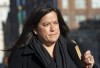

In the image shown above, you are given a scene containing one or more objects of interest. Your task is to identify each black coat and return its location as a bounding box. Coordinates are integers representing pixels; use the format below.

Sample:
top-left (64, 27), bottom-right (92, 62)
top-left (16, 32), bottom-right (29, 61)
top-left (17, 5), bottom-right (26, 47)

top-left (8, 38), bottom-right (97, 68)
top-left (8, 45), bottom-right (47, 68)
top-left (8, 42), bottom-right (78, 68)
top-left (8, 44), bottom-right (77, 68)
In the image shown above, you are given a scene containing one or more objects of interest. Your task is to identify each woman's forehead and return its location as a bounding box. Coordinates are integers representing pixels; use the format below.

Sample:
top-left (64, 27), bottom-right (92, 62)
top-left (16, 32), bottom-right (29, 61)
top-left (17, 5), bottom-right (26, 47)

top-left (40, 11), bottom-right (57, 22)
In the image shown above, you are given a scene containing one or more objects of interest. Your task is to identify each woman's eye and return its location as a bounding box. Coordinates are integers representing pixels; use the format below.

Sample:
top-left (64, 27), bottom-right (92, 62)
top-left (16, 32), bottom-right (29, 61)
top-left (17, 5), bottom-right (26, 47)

top-left (54, 21), bottom-right (58, 24)
top-left (43, 23), bottom-right (49, 26)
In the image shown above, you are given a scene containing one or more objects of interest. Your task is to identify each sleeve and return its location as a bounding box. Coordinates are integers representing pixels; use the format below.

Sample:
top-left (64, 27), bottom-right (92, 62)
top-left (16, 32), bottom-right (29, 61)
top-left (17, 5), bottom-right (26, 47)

top-left (67, 39), bottom-right (84, 68)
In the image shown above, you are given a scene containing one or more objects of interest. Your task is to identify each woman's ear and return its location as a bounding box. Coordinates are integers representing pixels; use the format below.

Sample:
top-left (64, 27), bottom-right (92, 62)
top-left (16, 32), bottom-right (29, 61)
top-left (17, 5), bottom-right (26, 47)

top-left (33, 29), bottom-right (38, 35)
top-left (32, 25), bottom-right (38, 35)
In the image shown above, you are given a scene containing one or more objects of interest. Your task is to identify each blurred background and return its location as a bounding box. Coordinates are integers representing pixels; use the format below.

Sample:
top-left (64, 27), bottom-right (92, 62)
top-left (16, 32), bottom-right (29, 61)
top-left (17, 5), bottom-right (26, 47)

top-left (0, 0), bottom-right (100, 68)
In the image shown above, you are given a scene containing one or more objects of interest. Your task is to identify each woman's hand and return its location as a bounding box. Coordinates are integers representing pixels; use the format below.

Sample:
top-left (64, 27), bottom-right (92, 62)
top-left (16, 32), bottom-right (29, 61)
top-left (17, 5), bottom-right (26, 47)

top-left (82, 50), bottom-right (94, 68)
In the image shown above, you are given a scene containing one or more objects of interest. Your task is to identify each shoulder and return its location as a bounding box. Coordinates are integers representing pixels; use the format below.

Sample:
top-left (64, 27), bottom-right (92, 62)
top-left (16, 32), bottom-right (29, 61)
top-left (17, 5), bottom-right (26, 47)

top-left (64, 37), bottom-right (76, 48)
top-left (8, 45), bottom-right (35, 68)
top-left (8, 46), bottom-right (26, 67)
top-left (8, 44), bottom-right (42, 68)
top-left (9, 46), bottom-right (25, 59)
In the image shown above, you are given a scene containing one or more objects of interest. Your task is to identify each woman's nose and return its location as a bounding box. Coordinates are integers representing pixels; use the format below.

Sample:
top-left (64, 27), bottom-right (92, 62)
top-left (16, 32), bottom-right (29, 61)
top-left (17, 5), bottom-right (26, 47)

top-left (50, 24), bottom-right (55, 32)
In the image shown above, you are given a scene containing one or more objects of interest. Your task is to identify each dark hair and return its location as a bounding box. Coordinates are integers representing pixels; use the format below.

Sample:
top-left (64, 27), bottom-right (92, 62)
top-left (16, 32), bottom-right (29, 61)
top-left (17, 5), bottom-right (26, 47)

top-left (13, 3), bottom-right (70, 48)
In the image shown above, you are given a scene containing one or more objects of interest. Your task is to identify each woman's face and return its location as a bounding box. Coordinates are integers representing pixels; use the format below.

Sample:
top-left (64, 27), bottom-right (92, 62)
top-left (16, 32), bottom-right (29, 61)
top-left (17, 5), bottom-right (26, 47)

top-left (34, 11), bottom-right (60, 45)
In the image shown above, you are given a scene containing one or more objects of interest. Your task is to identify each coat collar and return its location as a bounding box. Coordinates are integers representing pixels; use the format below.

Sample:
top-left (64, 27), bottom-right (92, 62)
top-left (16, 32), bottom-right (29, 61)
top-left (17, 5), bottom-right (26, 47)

top-left (23, 44), bottom-right (36, 55)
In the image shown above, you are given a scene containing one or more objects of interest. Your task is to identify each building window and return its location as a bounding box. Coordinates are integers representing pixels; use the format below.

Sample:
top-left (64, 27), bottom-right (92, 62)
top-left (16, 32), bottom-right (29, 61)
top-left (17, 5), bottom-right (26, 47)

top-left (16, 0), bottom-right (20, 6)
top-left (17, 10), bottom-right (26, 34)
top-left (22, 10), bottom-right (26, 21)
top-left (63, 15), bottom-right (69, 23)
top-left (18, 10), bottom-right (23, 24)
top-left (22, 0), bottom-right (26, 5)
top-left (62, 0), bottom-right (68, 9)
top-left (53, 0), bottom-right (57, 8)
top-left (92, 0), bottom-right (100, 8)
top-left (0, 0), bottom-right (10, 5)
top-left (75, 0), bottom-right (86, 9)
top-left (0, 7), bottom-right (9, 22)
top-left (76, 15), bottom-right (86, 23)
top-left (94, 14), bottom-right (100, 20)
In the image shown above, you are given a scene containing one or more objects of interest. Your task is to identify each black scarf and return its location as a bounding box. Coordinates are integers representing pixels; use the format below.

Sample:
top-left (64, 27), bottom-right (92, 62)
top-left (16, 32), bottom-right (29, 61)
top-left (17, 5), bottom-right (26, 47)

top-left (29, 36), bottom-right (78, 68)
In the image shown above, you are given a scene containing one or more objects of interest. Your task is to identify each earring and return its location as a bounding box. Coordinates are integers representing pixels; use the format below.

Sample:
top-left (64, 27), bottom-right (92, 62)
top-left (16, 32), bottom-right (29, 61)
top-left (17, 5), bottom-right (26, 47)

top-left (34, 31), bottom-right (37, 34)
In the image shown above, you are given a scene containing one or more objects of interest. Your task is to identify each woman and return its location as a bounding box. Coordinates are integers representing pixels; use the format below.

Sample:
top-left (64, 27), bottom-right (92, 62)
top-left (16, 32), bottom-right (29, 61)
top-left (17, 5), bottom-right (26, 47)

top-left (8, 3), bottom-right (95, 68)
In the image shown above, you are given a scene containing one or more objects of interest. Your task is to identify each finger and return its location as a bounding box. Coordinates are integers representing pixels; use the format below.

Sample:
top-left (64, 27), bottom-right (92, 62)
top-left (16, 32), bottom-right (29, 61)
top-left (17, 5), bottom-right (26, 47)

top-left (84, 50), bottom-right (91, 55)
top-left (89, 56), bottom-right (94, 64)
top-left (84, 55), bottom-right (94, 65)
top-left (84, 50), bottom-right (92, 59)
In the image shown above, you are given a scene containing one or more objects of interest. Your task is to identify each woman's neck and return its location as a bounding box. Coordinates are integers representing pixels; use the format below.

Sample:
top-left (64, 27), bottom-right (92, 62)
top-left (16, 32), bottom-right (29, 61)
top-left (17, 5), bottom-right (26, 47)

top-left (43, 43), bottom-right (55, 57)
